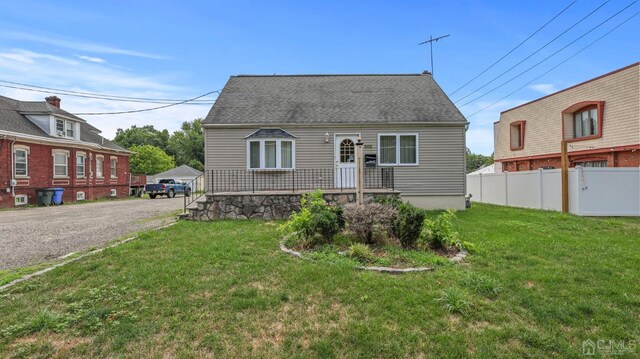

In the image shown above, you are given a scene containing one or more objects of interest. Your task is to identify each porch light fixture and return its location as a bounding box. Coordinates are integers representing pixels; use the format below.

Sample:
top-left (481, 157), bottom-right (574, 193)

top-left (324, 132), bottom-right (330, 143)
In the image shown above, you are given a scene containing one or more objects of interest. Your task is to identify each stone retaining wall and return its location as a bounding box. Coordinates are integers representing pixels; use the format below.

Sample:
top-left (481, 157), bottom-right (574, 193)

top-left (188, 191), bottom-right (400, 221)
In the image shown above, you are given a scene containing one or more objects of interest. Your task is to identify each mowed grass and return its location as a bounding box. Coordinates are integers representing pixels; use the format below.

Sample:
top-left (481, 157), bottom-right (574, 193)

top-left (0, 203), bottom-right (639, 358)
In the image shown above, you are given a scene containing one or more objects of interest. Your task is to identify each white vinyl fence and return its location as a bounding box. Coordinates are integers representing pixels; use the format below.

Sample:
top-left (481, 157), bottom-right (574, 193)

top-left (467, 167), bottom-right (640, 216)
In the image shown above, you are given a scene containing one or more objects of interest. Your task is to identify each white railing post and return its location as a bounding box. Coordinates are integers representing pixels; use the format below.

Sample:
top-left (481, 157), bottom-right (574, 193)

top-left (538, 168), bottom-right (544, 209)
top-left (479, 173), bottom-right (483, 202)
top-left (575, 166), bottom-right (583, 216)
top-left (504, 171), bottom-right (509, 206)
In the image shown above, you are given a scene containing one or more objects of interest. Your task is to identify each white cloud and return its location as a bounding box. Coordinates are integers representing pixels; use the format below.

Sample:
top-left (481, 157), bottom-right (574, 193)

top-left (3, 32), bottom-right (166, 60)
top-left (529, 83), bottom-right (559, 95)
top-left (76, 55), bottom-right (106, 63)
top-left (0, 48), bottom-right (211, 139)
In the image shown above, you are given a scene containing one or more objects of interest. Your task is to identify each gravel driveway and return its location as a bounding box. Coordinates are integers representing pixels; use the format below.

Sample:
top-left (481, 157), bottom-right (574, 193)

top-left (0, 197), bottom-right (183, 270)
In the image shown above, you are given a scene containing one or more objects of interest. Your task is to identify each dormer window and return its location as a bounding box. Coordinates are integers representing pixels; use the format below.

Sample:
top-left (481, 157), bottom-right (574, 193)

top-left (55, 118), bottom-right (76, 139)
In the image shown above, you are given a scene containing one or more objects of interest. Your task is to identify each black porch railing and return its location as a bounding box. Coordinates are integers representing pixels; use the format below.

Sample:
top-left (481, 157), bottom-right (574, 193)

top-left (183, 173), bottom-right (206, 213)
top-left (206, 167), bottom-right (394, 194)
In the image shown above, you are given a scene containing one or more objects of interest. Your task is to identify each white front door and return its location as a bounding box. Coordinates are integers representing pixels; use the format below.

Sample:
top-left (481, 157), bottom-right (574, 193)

top-left (334, 134), bottom-right (358, 188)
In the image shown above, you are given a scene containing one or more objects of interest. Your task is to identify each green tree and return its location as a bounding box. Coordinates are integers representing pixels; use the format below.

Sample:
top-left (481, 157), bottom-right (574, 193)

top-left (466, 148), bottom-right (493, 173)
top-left (129, 145), bottom-right (175, 175)
top-left (114, 125), bottom-right (171, 154)
top-left (168, 119), bottom-right (204, 170)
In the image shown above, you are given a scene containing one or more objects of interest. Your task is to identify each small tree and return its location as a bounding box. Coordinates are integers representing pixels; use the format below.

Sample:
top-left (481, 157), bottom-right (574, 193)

top-left (129, 145), bottom-right (175, 175)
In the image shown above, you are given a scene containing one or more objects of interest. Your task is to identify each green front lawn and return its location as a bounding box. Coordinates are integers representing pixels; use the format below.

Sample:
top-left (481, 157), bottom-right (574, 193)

top-left (1, 204), bottom-right (639, 358)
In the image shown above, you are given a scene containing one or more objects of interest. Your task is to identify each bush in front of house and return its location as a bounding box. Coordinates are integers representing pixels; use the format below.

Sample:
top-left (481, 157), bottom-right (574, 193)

top-left (343, 203), bottom-right (397, 244)
top-left (348, 243), bottom-right (374, 263)
top-left (278, 190), bottom-right (342, 246)
top-left (394, 202), bottom-right (426, 248)
top-left (420, 209), bottom-right (461, 249)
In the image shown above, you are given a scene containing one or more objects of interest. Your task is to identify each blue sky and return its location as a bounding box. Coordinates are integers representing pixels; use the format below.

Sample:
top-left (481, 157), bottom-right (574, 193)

top-left (0, 0), bottom-right (638, 155)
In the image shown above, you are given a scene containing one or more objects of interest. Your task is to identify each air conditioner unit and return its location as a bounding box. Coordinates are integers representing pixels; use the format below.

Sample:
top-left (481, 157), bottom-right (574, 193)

top-left (76, 191), bottom-right (86, 201)
top-left (56, 130), bottom-right (65, 137)
top-left (110, 189), bottom-right (117, 197)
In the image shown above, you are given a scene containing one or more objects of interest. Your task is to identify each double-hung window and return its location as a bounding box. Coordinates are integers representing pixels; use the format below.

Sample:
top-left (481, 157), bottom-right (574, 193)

top-left (96, 156), bottom-right (104, 178)
top-left (76, 153), bottom-right (86, 178)
top-left (378, 134), bottom-right (418, 166)
top-left (247, 139), bottom-right (295, 169)
top-left (53, 151), bottom-right (68, 177)
top-left (55, 118), bottom-right (75, 138)
top-left (14, 147), bottom-right (28, 177)
top-left (110, 158), bottom-right (117, 178)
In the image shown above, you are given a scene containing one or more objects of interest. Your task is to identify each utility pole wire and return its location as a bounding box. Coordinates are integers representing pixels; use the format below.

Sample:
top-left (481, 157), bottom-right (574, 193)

top-left (459, 0), bottom-right (638, 108)
top-left (465, 10), bottom-right (640, 119)
top-left (74, 90), bottom-right (220, 115)
top-left (0, 79), bottom-right (215, 103)
top-left (448, 1), bottom-right (576, 96)
top-left (0, 84), bottom-right (214, 105)
top-left (454, 0), bottom-right (611, 104)
top-left (418, 34), bottom-right (450, 75)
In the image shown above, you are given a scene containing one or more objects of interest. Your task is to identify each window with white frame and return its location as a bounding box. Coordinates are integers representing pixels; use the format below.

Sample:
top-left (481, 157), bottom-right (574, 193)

top-left (15, 194), bottom-right (28, 206)
top-left (55, 118), bottom-right (76, 138)
top-left (96, 156), bottom-right (104, 178)
top-left (76, 153), bottom-right (86, 178)
top-left (247, 139), bottom-right (295, 169)
top-left (14, 147), bottom-right (28, 177)
top-left (110, 158), bottom-right (117, 178)
top-left (378, 134), bottom-right (418, 166)
top-left (573, 106), bottom-right (598, 138)
top-left (53, 151), bottom-right (68, 177)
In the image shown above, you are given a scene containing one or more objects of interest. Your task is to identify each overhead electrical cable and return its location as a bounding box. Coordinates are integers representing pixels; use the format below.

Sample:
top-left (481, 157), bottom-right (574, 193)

top-left (454, 0), bottom-right (612, 104)
top-left (458, 0), bottom-right (638, 108)
top-left (73, 90), bottom-right (220, 115)
top-left (448, 1), bottom-right (577, 96)
top-left (0, 79), bottom-right (215, 104)
top-left (465, 10), bottom-right (639, 119)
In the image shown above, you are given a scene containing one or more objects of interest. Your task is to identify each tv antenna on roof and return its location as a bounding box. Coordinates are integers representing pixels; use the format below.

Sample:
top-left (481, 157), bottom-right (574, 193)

top-left (418, 34), bottom-right (450, 76)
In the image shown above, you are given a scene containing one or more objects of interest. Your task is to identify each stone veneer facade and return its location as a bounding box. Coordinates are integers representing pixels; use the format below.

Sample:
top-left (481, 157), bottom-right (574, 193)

top-left (187, 191), bottom-right (400, 221)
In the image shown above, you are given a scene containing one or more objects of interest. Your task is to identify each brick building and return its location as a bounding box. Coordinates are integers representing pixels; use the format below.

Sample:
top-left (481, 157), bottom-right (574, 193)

top-left (494, 62), bottom-right (639, 172)
top-left (0, 95), bottom-right (130, 208)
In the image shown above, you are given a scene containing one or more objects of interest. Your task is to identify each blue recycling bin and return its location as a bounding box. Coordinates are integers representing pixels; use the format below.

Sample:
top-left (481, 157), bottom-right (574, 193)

top-left (48, 187), bottom-right (65, 205)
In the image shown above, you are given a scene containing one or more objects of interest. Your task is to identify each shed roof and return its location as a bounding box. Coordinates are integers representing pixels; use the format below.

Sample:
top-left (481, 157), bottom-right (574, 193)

top-left (152, 165), bottom-right (203, 178)
top-left (204, 74), bottom-right (467, 125)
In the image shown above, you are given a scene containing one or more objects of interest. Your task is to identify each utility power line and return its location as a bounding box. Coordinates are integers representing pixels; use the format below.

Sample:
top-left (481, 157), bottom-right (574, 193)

top-left (0, 79), bottom-right (215, 104)
top-left (448, 1), bottom-right (576, 96)
top-left (73, 90), bottom-right (220, 115)
top-left (465, 10), bottom-right (639, 119)
top-left (458, 0), bottom-right (638, 108)
top-left (454, 0), bottom-right (611, 104)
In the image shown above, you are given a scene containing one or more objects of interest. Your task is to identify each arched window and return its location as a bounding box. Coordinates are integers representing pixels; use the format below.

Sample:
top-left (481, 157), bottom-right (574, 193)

top-left (340, 139), bottom-right (355, 163)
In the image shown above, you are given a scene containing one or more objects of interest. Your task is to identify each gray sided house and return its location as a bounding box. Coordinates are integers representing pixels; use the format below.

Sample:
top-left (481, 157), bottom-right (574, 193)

top-left (202, 73), bottom-right (468, 210)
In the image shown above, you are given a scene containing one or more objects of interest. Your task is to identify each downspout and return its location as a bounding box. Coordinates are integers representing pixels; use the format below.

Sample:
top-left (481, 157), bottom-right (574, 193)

top-left (9, 137), bottom-right (16, 197)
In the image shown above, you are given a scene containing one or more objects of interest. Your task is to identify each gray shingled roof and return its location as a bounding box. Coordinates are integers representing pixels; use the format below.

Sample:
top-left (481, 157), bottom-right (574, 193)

top-left (0, 95), bottom-right (127, 152)
top-left (244, 128), bottom-right (296, 139)
top-left (204, 74), bottom-right (467, 125)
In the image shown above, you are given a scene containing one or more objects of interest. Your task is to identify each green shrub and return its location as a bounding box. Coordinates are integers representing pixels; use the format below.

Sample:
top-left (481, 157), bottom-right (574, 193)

top-left (279, 190), bottom-right (341, 245)
top-left (394, 202), bottom-right (426, 248)
top-left (343, 203), bottom-right (397, 244)
top-left (420, 209), bottom-right (461, 249)
top-left (348, 243), bottom-right (374, 263)
top-left (373, 196), bottom-right (403, 209)
top-left (436, 287), bottom-right (471, 315)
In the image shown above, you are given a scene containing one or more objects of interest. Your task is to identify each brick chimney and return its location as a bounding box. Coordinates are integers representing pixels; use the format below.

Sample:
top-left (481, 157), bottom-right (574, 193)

top-left (422, 70), bottom-right (432, 75)
top-left (45, 96), bottom-right (61, 108)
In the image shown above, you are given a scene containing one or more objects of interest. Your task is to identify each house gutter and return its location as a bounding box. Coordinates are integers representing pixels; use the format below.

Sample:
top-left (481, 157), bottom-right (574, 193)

top-left (9, 137), bottom-right (16, 197)
top-left (0, 130), bottom-right (131, 155)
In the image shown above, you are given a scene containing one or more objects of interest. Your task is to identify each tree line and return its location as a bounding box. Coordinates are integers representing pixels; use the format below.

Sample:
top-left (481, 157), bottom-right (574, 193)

top-left (113, 119), bottom-right (204, 175)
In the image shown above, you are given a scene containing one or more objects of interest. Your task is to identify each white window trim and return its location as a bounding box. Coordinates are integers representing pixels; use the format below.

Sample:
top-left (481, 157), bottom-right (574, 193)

top-left (377, 133), bottom-right (419, 166)
top-left (15, 194), bottom-right (28, 206)
top-left (13, 145), bottom-right (30, 178)
top-left (110, 156), bottom-right (118, 178)
top-left (96, 155), bottom-right (104, 179)
top-left (54, 118), bottom-right (77, 139)
top-left (246, 139), bottom-right (296, 170)
top-left (52, 149), bottom-right (70, 178)
top-left (76, 151), bottom-right (86, 179)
